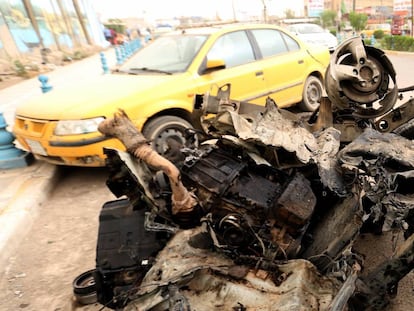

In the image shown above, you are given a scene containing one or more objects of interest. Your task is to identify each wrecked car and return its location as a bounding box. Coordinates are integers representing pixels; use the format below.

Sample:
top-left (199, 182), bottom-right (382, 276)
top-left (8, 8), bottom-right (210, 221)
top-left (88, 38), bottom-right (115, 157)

top-left (73, 37), bottom-right (414, 310)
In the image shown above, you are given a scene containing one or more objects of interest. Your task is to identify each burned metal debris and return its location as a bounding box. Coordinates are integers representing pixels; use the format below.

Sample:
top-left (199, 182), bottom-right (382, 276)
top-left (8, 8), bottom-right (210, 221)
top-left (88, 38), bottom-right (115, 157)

top-left (75, 38), bottom-right (414, 310)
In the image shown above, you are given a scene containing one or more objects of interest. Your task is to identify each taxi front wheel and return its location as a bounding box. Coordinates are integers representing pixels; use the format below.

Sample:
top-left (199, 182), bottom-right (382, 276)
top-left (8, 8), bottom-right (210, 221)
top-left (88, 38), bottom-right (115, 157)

top-left (143, 115), bottom-right (197, 156)
top-left (300, 76), bottom-right (323, 112)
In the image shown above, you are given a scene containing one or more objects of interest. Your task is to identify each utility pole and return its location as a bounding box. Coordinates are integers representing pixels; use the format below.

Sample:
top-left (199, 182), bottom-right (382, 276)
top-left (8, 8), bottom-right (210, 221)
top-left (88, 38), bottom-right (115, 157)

top-left (232, 0), bottom-right (237, 21)
top-left (73, 0), bottom-right (92, 45)
top-left (261, 0), bottom-right (267, 23)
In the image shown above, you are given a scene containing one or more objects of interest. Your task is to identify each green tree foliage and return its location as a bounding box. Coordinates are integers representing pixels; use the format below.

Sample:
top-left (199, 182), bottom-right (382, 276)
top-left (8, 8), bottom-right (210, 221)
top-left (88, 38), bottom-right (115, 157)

top-left (382, 35), bottom-right (414, 51)
top-left (349, 12), bottom-right (368, 32)
top-left (373, 29), bottom-right (385, 39)
top-left (13, 60), bottom-right (27, 78)
top-left (320, 10), bottom-right (337, 28)
top-left (285, 9), bottom-right (295, 19)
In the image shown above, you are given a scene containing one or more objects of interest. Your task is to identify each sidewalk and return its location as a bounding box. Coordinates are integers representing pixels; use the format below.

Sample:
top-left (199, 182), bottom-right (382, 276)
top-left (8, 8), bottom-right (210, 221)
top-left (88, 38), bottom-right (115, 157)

top-left (0, 48), bottom-right (117, 268)
top-left (0, 160), bottom-right (57, 265)
top-left (1, 48), bottom-right (117, 127)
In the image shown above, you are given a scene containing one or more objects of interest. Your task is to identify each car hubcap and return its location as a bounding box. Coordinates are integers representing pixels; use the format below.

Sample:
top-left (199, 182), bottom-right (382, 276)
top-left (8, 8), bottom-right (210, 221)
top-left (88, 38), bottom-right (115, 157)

top-left (307, 83), bottom-right (320, 106)
top-left (155, 128), bottom-right (187, 154)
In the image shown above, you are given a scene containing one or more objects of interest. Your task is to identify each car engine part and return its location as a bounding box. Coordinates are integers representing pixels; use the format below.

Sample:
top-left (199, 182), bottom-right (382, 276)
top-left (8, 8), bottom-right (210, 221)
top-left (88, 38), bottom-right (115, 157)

top-left (93, 198), bottom-right (170, 308)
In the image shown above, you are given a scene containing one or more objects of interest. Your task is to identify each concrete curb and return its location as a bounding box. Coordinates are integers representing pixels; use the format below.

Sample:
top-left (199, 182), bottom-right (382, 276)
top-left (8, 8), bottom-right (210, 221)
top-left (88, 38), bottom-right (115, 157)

top-left (383, 49), bottom-right (414, 56)
top-left (0, 160), bottom-right (58, 269)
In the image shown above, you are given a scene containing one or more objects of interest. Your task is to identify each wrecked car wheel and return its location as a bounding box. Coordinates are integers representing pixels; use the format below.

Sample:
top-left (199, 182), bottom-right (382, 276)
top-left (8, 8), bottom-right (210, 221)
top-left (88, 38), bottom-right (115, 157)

top-left (73, 269), bottom-right (97, 305)
top-left (300, 75), bottom-right (323, 111)
top-left (143, 115), bottom-right (198, 156)
top-left (325, 37), bottom-right (397, 118)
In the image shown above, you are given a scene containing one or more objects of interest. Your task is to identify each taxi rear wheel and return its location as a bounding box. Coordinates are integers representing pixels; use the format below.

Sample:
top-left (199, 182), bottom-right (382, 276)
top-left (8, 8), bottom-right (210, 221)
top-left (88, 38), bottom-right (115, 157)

top-left (300, 76), bottom-right (323, 112)
top-left (143, 116), bottom-right (196, 156)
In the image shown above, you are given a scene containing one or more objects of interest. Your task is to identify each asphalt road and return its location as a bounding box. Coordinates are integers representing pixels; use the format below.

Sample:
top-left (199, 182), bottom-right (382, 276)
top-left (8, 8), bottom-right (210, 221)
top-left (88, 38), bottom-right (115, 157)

top-left (387, 53), bottom-right (414, 88)
top-left (0, 52), bottom-right (413, 310)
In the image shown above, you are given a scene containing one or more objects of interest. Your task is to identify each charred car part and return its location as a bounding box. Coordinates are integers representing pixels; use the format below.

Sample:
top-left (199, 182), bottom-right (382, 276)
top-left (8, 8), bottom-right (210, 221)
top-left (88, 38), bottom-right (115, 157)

top-left (179, 144), bottom-right (317, 259)
top-left (94, 198), bottom-right (170, 309)
top-left (325, 37), bottom-right (398, 119)
top-left (75, 38), bottom-right (414, 310)
top-left (322, 38), bottom-right (414, 144)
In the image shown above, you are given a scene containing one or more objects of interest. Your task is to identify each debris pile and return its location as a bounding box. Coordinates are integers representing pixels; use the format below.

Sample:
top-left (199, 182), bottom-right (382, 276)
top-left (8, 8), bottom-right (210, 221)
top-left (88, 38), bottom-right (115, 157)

top-left (76, 37), bottom-right (414, 310)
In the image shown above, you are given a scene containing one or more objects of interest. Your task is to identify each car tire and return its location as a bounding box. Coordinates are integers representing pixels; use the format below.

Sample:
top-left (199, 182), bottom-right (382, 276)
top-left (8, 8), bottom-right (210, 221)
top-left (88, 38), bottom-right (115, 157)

top-left (142, 115), bottom-right (196, 156)
top-left (73, 269), bottom-right (97, 305)
top-left (300, 76), bottom-right (323, 112)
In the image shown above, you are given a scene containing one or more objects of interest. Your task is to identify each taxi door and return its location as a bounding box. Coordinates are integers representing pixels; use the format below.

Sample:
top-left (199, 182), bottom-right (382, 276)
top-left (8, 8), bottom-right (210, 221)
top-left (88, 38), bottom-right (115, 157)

top-left (249, 28), bottom-right (308, 108)
top-left (195, 30), bottom-right (268, 106)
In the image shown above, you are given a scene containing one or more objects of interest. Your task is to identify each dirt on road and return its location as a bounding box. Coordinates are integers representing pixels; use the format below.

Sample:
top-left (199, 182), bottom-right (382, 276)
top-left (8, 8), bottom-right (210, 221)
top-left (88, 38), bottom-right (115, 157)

top-left (0, 167), bottom-right (112, 311)
top-left (0, 166), bottom-right (413, 311)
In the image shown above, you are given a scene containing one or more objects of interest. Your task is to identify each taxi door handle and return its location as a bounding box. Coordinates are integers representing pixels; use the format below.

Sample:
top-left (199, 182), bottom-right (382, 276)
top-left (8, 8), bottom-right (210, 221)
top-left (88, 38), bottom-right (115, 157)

top-left (255, 71), bottom-right (263, 76)
top-left (298, 59), bottom-right (304, 64)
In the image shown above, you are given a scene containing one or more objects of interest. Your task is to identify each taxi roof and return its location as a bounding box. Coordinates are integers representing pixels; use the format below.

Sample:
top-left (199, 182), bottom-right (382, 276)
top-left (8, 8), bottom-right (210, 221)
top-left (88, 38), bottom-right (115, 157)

top-left (165, 22), bottom-right (284, 36)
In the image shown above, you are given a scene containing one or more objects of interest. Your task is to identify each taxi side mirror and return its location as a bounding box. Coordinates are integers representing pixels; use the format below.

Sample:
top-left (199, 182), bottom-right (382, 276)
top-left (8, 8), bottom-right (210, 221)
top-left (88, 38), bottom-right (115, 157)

top-left (202, 59), bottom-right (226, 74)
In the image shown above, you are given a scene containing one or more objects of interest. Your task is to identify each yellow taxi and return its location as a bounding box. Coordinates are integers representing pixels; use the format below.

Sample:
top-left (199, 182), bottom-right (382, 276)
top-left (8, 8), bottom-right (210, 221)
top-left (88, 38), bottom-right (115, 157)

top-left (13, 23), bottom-right (330, 167)
top-left (361, 23), bottom-right (391, 38)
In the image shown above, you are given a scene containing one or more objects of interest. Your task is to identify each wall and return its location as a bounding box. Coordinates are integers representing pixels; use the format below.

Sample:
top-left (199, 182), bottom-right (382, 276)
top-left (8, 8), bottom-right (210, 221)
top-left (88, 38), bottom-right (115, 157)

top-left (0, 0), bottom-right (108, 66)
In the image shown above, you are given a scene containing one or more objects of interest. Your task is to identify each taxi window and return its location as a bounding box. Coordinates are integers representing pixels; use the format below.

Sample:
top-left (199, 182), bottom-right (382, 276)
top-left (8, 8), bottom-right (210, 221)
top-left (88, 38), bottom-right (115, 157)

top-left (251, 29), bottom-right (288, 57)
top-left (207, 31), bottom-right (255, 68)
top-left (281, 33), bottom-right (300, 51)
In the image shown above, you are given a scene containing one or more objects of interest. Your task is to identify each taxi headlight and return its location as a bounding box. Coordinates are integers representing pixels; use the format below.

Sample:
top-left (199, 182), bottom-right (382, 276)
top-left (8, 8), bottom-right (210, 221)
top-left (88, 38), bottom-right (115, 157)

top-left (54, 117), bottom-right (105, 135)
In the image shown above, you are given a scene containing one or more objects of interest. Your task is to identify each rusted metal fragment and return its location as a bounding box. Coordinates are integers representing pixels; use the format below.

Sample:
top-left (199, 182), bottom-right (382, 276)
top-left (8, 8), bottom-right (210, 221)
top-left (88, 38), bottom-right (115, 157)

top-left (309, 96), bottom-right (334, 132)
top-left (125, 227), bottom-right (340, 311)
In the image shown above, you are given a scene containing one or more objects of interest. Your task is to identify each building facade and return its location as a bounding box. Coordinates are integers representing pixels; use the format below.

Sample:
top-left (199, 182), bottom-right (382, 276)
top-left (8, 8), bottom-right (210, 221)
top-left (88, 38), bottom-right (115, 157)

top-left (0, 0), bottom-right (107, 64)
top-left (323, 0), bottom-right (394, 12)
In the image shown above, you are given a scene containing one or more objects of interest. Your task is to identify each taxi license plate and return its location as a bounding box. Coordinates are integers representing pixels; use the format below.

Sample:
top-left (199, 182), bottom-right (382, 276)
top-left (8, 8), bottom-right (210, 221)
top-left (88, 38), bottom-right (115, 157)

top-left (25, 139), bottom-right (48, 156)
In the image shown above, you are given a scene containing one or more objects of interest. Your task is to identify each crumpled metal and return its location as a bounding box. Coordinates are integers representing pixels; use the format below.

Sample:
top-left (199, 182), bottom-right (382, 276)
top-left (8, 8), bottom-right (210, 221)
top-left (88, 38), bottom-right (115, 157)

top-left (338, 128), bottom-right (414, 231)
top-left (203, 98), bottom-right (345, 194)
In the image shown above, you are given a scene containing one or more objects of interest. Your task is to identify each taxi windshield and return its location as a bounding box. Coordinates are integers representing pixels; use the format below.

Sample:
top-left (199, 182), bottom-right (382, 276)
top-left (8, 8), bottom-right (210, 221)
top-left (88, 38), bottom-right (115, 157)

top-left (119, 34), bottom-right (208, 74)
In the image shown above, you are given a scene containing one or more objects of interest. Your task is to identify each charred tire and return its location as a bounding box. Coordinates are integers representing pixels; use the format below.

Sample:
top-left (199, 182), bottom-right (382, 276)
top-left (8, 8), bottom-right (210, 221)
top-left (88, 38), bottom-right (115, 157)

top-left (299, 76), bottom-right (323, 112)
top-left (142, 115), bottom-right (196, 155)
top-left (73, 269), bottom-right (97, 305)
